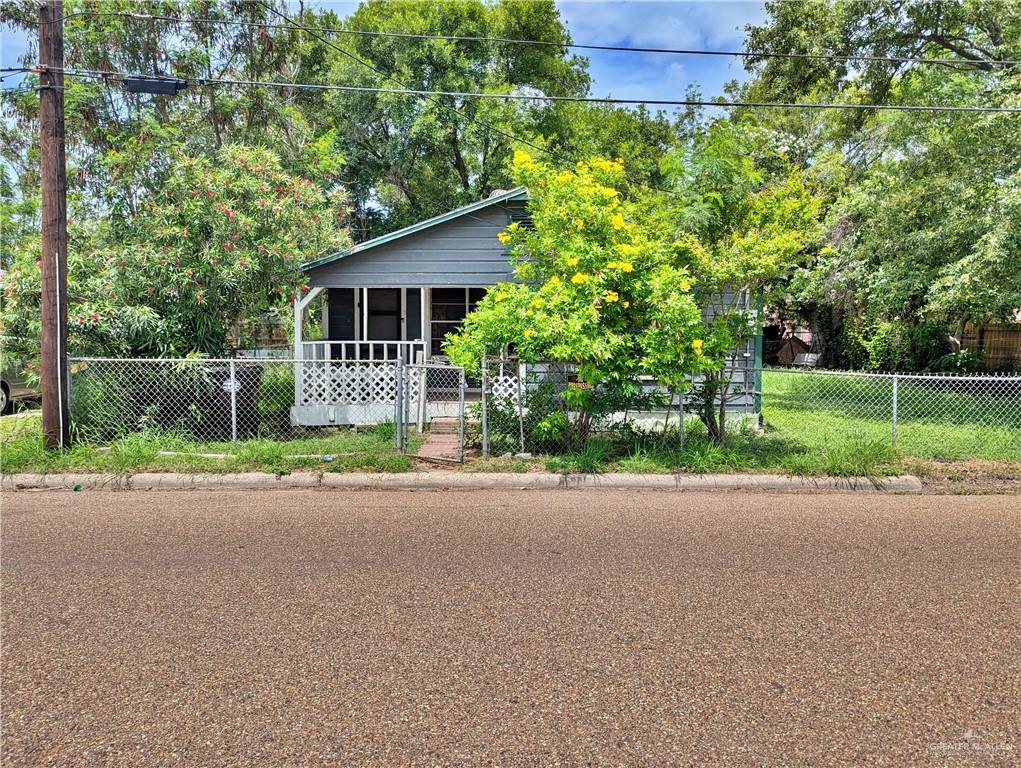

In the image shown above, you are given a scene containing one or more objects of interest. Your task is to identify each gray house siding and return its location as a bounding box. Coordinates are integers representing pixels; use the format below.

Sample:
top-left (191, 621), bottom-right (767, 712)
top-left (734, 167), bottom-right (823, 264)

top-left (308, 203), bottom-right (519, 288)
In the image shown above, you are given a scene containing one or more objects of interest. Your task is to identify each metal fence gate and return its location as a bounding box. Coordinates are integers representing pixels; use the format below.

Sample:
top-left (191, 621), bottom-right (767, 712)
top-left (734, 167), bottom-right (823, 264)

top-left (395, 362), bottom-right (467, 461)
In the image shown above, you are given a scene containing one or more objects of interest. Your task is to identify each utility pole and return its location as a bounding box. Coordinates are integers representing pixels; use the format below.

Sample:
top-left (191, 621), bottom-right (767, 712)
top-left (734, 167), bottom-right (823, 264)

top-left (39, 0), bottom-right (70, 449)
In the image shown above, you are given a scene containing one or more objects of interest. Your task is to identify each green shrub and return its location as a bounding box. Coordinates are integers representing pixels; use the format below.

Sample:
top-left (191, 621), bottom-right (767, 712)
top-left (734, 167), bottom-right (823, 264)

top-left (932, 349), bottom-right (984, 374)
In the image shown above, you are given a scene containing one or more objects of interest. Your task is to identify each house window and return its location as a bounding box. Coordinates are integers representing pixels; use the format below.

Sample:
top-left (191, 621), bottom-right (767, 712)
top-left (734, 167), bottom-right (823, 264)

top-left (430, 287), bottom-right (486, 356)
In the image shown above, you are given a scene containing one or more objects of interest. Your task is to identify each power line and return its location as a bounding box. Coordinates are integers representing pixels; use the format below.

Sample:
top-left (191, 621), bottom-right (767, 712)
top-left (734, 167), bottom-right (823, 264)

top-left (46, 66), bottom-right (1021, 113)
top-left (42, 10), bottom-right (1021, 69)
top-left (255, 1), bottom-right (582, 172)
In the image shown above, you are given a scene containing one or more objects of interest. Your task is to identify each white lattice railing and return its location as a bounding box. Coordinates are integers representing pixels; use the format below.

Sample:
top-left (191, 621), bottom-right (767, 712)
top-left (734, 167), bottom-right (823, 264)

top-left (299, 361), bottom-right (398, 406)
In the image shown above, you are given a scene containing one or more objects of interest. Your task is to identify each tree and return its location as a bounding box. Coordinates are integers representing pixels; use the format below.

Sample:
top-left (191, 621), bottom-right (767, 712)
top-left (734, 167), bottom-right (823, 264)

top-left (0, 145), bottom-right (350, 361)
top-left (447, 126), bottom-right (822, 445)
top-left (319, 0), bottom-right (589, 233)
top-left (736, 0), bottom-right (1021, 369)
top-left (658, 122), bottom-right (823, 442)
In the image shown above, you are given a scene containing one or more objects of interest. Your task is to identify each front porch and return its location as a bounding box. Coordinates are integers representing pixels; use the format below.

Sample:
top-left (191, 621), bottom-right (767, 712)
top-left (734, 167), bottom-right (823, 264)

top-left (290, 286), bottom-right (482, 427)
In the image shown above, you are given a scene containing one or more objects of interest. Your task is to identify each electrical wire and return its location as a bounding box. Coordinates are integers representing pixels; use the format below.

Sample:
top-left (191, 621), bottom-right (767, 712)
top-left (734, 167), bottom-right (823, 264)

top-left (47, 66), bottom-right (1021, 113)
top-left (40, 10), bottom-right (1021, 69)
top-left (256, 1), bottom-right (582, 172)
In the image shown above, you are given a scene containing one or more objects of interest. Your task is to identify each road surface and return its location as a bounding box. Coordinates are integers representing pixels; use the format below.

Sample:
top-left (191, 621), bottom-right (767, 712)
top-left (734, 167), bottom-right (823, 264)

top-left (2, 490), bottom-right (1018, 766)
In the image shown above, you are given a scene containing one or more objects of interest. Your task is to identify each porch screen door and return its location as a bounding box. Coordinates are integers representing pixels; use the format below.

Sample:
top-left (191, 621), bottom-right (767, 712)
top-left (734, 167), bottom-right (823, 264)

top-left (366, 289), bottom-right (401, 340)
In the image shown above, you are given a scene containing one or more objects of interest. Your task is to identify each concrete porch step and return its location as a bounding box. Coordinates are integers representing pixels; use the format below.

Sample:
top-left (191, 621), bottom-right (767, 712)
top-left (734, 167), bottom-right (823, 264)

top-left (428, 417), bottom-right (460, 435)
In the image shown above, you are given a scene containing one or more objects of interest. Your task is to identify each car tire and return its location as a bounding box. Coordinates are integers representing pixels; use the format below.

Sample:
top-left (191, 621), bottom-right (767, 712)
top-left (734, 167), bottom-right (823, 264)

top-left (0, 383), bottom-right (10, 415)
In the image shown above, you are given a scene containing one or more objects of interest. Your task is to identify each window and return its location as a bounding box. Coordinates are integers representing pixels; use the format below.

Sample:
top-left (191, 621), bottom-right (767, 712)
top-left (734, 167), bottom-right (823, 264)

top-left (430, 288), bottom-right (487, 356)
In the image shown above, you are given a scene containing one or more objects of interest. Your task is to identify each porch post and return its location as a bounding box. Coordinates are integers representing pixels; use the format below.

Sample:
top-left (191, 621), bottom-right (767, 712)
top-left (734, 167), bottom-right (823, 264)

top-left (293, 297), bottom-right (303, 406)
top-left (362, 287), bottom-right (369, 341)
top-left (294, 287), bottom-right (323, 409)
top-left (420, 287), bottom-right (428, 360)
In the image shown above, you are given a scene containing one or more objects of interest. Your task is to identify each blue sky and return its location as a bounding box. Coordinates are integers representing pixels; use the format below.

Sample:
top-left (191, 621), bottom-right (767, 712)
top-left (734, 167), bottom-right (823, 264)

top-left (2, 1), bottom-right (766, 102)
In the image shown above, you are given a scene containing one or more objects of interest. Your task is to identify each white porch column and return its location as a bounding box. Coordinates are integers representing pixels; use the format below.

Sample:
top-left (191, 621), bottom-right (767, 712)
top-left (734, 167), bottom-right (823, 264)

top-left (363, 285), bottom-right (371, 341)
top-left (294, 287), bottom-right (323, 406)
top-left (421, 287), bottom-right (428, 361)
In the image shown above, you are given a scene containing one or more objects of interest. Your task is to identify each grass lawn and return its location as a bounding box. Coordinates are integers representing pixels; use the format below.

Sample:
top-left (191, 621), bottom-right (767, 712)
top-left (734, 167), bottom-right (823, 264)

top-left (465, 370), bottom-right (1020, 477)
top-left (0, 414), bottom-right (416, 475)
top-left (3, 367), bottom-right (1018, 478)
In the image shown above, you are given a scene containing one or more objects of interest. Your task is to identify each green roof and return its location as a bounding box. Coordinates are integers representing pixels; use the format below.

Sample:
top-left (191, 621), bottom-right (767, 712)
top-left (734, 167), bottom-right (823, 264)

top-left (304, 187), bottom-right (529, 271)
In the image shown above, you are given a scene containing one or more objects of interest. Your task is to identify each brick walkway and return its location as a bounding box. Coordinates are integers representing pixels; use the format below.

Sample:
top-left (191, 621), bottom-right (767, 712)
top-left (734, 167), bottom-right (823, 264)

top-left (416, 417), bottom-right (461, 460)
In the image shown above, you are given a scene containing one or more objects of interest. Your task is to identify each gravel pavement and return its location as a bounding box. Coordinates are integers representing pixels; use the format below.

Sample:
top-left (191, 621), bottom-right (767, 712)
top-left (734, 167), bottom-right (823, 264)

top-left (2, 490), bottom-right (1018, 767)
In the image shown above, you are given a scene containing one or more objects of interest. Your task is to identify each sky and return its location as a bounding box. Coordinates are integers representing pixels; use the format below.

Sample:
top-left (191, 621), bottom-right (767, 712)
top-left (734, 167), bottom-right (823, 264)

top-left (1, 0), bottom-right (767, 103)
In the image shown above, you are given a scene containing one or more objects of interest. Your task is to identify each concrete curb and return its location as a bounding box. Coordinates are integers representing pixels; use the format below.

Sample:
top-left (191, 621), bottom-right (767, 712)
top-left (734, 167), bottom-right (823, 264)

top-left (1, 472), bottom-right (924, 493)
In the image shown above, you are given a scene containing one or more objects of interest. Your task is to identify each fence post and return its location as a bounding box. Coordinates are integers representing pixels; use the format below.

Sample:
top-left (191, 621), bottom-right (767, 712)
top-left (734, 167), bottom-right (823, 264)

top-left (481, 357), bottom-right (489, 457)
top-left (229, 359), bottom-right (238, 442)
top-left (394, 359), bottom-right (404, 452)
top-left (516, 361), bottom-right (525, 454)
top-left (678, 391), bottom-right (685, 450)
top-left (458, 368), bottom-right (466, 462)
top-left (891, 373), bottom-right (899, 446)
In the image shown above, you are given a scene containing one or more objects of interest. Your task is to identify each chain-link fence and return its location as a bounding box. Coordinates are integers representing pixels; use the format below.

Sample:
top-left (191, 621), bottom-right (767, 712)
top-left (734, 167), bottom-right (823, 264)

top-left (397, 362), bottom-right (466, 461)
top-left (69, 357), bottom-right (302, 442)
top-left (476, 358), bottom-right (1021, 459)
top-left (66, 357), bottom-right (1020, 463)
top-left (477, 357), bottom-right (755, 456)
top-left (761, 368), bottom-right (1021, 459)
top-left (69, 357), bottom-right (471, 457)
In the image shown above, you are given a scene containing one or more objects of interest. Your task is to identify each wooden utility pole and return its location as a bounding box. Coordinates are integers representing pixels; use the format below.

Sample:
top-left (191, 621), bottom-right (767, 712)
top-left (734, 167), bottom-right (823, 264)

top-left (39, 0), bottom-right (70, 449)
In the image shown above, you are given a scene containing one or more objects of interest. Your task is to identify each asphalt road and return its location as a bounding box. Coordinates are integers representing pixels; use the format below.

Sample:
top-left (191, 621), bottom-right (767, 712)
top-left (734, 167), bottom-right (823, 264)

top-left (2, 490), bottom-right (1018, 767)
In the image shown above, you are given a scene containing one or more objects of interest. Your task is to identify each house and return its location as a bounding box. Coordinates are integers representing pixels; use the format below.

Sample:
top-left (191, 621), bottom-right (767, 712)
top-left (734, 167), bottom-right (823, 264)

top-left (292, 188), bottom-right (529, 425)
top-left (292, 187), bottom-right (761, 427)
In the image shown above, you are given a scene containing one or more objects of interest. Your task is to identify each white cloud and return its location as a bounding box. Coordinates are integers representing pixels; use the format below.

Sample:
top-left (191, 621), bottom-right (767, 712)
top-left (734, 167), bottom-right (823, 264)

top-left (557, 0), bottom-right (768, 101)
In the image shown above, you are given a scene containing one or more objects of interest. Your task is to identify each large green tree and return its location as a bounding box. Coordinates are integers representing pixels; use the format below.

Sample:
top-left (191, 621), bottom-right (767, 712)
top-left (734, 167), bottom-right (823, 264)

top-left (1, 145), bottom-right (349, 360)
top-left (319, 0), bottom-right (590, 232)
top-left (735, 0), bottom-right (1021, 370)
top-left (447, 123), bottom-right (822, 445)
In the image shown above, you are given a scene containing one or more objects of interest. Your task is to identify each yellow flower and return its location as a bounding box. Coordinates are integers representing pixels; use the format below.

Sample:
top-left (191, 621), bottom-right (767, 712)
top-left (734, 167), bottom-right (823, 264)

top-left (618, 262), bottom-right (634, 273)
top-left (692, 339), bottom-right (704, 355)
top-left (494, 290), bottom-right (509, 302)
top-left (545, 275), bottom-right (562, 289)
top-left (604, 290), bottom-right (619, 304)
top-left (574, 218), bottom-right (585, 230)
top-left (622, 301), bottom-right (630, 308)
top-left (611, 212), bottom-right (626, 229)
top-left (565, 255), bottom-right (579, 267)
top-left (529, 297), bottom-right (544, 309)
top-left (512, 149), bottom-right (533, 167)
top-left (525, 309), bottom-right (534, 317)
top-left (523, 328), bottom-right (535, 338)
top-left (555, 171), bottom-right (574, 184)
top-left (678, 278), bottom-right (692, 291)
top-left (616, 243), bottom-right (640, 257)
top-left (592, 158), bottom-right (624, 173)
top-left (497, 231), bottom-right (512, 244)
top-left (571, 272), bottom-right (589, 285)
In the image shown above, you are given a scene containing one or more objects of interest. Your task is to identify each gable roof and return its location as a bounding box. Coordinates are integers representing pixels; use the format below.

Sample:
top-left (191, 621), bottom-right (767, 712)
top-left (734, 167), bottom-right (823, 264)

top-left (304, 187), bottom-right (529, 271)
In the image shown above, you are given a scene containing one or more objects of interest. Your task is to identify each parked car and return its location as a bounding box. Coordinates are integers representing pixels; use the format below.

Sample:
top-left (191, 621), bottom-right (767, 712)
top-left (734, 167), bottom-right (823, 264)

top-left (0, 365), bottom-right (38, 414)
